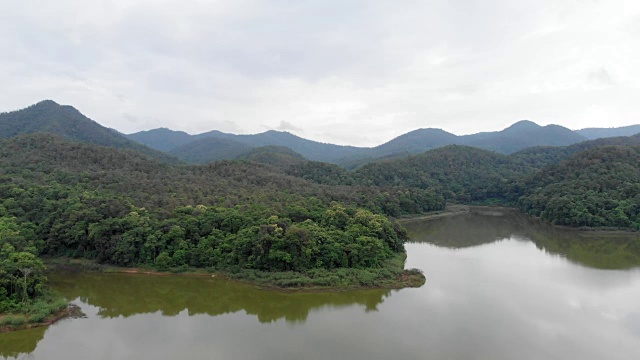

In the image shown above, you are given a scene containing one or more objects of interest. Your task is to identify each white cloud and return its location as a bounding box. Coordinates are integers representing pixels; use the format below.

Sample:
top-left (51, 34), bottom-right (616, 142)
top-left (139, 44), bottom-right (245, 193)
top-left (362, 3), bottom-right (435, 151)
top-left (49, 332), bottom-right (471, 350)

top-left (1, 0), bottom-right (639, 146)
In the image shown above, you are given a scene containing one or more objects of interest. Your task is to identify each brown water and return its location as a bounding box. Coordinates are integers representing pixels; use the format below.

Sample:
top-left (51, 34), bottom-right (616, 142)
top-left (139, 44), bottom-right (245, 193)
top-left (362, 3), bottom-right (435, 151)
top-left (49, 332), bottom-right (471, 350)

top-left (2, 209), bottom-right (639, 359)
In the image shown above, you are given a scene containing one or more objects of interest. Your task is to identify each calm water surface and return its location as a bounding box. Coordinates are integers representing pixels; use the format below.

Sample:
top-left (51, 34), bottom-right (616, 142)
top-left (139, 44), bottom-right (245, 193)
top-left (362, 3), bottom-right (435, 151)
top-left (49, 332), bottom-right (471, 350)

top-left (2, 209), bottom-right (639, 359)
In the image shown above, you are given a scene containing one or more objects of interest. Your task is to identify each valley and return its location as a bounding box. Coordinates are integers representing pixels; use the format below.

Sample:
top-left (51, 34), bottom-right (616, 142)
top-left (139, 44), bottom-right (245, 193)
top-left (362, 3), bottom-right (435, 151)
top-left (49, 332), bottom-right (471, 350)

top-left (0, 100), bottom-right (638, 335)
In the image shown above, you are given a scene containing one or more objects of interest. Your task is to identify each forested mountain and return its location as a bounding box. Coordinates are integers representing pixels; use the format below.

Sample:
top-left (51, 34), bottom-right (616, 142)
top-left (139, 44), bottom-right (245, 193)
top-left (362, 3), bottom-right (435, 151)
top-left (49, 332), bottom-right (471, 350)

top-left (512, 134), bottom-right (640, 169)
top-left (514, 146), bottom-right (640, 228)
top-left (1, 101), bottom-right (638, 232)
top-left (370, 120), bottom-right (586, 157)
top-left (460, 121), bottom-right (587, 153)
top-left (577, 125), bottom-right (640, 140)
top-left (0, 134), bottom-right (442, 216)
top-left (353, 146), bottom-right (530, 203)
top-left (1, 100), bottom-right (638, 297)
top-left (168, 137), bottom-right (254, 163)
top-left (0, 134), bottom-right (444, 283)
top-left (237, 146), bottom-right (307, 168)
top-left (370, 128), bottom-right (459, 156)
top-left (125, 128), bottom-right (195, 152)
top-left (0, 100), bottom-right (179, 163)
top-left (5, 101), bottom-right (637, 167)
top-left (127, 120), bottom-right (597, 166)
top-left (128, 128), bottom-right (369, 164)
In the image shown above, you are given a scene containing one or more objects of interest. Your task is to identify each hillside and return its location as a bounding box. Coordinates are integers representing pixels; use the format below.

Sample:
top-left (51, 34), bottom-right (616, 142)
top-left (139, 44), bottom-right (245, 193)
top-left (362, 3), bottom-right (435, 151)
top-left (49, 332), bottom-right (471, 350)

top-left (354, 145), bottom-right (530, 203)
top-left (0, 133), bottom-right (444, 217)
top-left (511, 134), bottom-right (640, 169)
top-left (3, 101), bottom-right (637, 231)
top-left (0, 133), bottom-right (443, 286)
top-left (461, 121), bottom-right (587, 153)
top-left (577, 125), bottom-right (640, 140)
top-left (127, 120), bottom-right (597, 166)
top-left (128, 128), bottom-right (369, 163)
top-left (370, 120), bottom-right (586, 158)
top-left (237, 146), bottom-right (307, 168)
top-left (371, 128), bottom-right (459, 156)
top-left (515, 145), bottom-right (640, 228)
top-left (168, 137), bottom-right (254, 163)
top-left (0, 100), bottom-right (179, 163)
top-left (125, 128), bottom-right (195, 152)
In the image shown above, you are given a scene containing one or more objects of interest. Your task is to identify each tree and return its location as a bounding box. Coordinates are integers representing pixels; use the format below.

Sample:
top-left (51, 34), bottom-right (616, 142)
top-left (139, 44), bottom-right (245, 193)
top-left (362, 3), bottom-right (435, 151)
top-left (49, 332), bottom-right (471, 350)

top-left (9, 251), bottom-right (45, 302)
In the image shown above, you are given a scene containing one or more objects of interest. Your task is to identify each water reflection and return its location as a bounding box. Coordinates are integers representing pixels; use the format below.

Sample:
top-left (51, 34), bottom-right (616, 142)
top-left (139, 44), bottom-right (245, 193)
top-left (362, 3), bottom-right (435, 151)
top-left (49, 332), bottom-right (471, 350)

top-left (2, 209), bottom-right (639, 360)
top-left (0, 326), bottom-right (46, 358)
top-left (50, 272), bottom-right (392, 323)
top-left (0, 273), bottom-right (392, 359)
top-left (403, 208), bottom-right (640, 269)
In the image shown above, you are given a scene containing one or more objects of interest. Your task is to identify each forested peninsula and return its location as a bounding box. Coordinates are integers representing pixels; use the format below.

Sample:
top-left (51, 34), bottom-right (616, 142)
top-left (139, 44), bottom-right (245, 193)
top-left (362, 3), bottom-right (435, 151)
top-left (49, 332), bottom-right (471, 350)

top-left (1, 100), bottom-right (639, 330)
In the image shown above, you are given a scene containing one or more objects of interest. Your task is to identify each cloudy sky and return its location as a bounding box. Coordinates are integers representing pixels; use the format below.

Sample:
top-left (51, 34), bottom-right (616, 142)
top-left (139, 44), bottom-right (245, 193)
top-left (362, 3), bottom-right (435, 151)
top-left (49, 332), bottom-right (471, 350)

top-left (1, 0), bottom-right (639, 146)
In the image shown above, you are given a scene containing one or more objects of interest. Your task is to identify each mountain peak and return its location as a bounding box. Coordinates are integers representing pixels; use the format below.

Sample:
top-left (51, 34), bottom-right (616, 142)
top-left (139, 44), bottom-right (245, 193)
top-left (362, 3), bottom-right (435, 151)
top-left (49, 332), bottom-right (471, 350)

top-left (0, 100), bottom-right (179, 164)
top-left (504, 120), bottom-right (541, 131)
top-left (35, 99), bottom-right (59, 105)
top-left (31, 99), bottom-right (61, 109)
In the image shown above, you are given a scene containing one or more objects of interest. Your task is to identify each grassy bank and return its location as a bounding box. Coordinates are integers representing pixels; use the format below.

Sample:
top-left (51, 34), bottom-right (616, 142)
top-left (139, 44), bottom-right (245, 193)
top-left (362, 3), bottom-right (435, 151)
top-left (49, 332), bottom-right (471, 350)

top-left (227, 253), bottom-right (425, 291)
top-left (397, 204), bottom-right (471, 223)
top-left (46, 253), bottom-right (426, 292)
top-left (0, 293), bottom-right (71, 333)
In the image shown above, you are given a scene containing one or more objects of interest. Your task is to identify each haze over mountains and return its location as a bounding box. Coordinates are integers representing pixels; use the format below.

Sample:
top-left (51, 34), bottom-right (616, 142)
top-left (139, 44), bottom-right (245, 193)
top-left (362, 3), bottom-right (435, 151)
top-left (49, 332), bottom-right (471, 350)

top-left (2, 100), bottom-right (639, 168)
top-left (576, 125), bottom-right (640, 140)
top-left (127, 117), bottom-right (638, 166)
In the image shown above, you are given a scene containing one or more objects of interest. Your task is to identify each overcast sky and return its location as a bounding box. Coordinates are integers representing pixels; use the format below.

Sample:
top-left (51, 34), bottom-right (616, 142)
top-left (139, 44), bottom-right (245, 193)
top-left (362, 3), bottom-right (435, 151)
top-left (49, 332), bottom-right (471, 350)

top-left (1, 0), bottom-right (639, 146)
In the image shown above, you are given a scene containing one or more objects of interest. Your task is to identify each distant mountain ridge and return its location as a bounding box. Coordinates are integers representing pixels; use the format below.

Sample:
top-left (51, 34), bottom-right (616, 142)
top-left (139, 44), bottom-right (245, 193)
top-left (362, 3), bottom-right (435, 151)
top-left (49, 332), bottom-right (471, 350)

top-left (0, 100), bottom-right (179, 163)
top-left (128, 119), bottom-right (597, 165)
top-left (128, 128), bottom-right (369, 164)
top-left (2, 100), bottom-right (637, 167)
top-left (576, 125), bottom-right (640, 140)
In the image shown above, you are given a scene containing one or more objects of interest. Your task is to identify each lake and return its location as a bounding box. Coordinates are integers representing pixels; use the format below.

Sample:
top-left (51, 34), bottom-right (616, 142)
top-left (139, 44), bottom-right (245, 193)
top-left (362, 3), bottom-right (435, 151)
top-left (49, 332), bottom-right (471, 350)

top-left (1, 208), bottom-right (639, 359)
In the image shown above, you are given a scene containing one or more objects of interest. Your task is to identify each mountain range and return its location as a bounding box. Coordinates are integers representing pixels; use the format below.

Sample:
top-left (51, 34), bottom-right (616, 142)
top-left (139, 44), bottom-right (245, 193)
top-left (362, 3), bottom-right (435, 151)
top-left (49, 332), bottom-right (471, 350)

top-left (0, 100), bottom-right (179, 163)
top-left (127, 119), bottom-right (638, 166)
top-left (2, 100), bottom-right (639, 167)
top-left (1, 100), bottom-right (639, 230)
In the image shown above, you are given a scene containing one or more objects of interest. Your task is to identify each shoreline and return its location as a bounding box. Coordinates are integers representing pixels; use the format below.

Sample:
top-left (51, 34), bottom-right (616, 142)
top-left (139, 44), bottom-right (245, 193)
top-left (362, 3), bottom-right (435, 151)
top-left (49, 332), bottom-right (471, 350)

top-left (0, 304), bottom-right (85, 334)
top-left (396, 204), bottom-right (471, 223)
top-left (44, 254), bottom-right (426, 293)
top-left (398, 205), bottom-right (638, 234)
top-left (397, 204), bottom-right (524, 223)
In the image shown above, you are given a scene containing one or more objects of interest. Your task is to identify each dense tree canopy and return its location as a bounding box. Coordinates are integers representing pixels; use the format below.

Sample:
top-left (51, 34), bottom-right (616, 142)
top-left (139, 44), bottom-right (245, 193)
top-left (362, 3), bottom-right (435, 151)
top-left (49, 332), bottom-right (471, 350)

top-left (1, 212), bottom-right (47, 312)
top-left (514, 146), bottom-right (640, 228)
top-left (0, 130), bottom-right (638, 297)
top-left (0, 134), bottom-right (431, 286)
top-left (353, 145), bottom-right (530, 203)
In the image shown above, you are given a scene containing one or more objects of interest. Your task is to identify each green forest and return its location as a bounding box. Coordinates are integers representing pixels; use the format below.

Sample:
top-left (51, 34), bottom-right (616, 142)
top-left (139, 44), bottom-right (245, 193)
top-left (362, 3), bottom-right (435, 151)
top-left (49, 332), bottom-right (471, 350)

top-left (515, 146), bottom-right (640, 228)
top-left (0, 101), bottom-right (639, 325)
top-left (0, 134), bottom-right (435, 292)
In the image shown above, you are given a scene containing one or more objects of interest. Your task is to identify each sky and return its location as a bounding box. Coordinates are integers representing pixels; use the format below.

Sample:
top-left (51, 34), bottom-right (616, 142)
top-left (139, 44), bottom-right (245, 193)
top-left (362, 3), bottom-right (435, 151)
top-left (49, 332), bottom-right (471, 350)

top-left (1, 0), bottom-right (639, 146)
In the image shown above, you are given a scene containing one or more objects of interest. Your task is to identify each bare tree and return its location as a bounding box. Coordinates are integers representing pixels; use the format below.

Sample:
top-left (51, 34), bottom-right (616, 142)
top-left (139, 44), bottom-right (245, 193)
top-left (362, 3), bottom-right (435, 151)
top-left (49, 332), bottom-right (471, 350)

top-left (18, 267), bottom-right (33, 302)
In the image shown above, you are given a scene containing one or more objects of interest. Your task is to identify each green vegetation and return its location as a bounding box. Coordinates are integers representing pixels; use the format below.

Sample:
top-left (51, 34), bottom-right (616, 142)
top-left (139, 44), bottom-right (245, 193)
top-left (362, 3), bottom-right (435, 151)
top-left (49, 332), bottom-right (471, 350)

top-left (169, 137), bottom-right (254, 163)
top-left (514, 146), bottom-right (640, 229)
top-left (510, 134), bottom-right (640, 169)
top-left (0, 100), bottom-right (179, 164)
top-left (0, 133), bottom-right (433, 292)
top-left (404, 207), bottom-right (640, 269)
top-left (127, 119), bottom-right (592, 165)
top-left (0, 213), bottom-right (67, 330)
top-left (229, 253), bottom-right (425, 289)
top-left (2, 99), bottom-right (639, 302)
top-left (354, 145), bottom-right (528, 203)
top-left (238, 145), bottom-right (307, 168)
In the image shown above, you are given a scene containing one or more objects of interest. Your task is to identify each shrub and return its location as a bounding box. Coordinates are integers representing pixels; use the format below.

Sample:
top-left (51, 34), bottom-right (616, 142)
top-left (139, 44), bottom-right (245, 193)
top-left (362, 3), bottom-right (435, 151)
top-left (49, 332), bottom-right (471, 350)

top-left (0, 315), bottom-right (26, 327)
